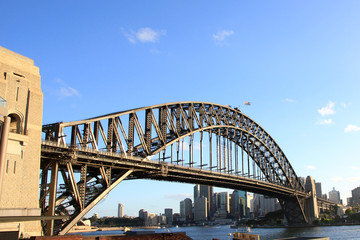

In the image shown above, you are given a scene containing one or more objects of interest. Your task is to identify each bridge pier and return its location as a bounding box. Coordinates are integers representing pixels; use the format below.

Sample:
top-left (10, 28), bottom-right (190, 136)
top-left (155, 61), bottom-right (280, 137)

top-left (280, 197), bottom-right (308, 225)
top-left (304, 176), bottom-right (319, 223)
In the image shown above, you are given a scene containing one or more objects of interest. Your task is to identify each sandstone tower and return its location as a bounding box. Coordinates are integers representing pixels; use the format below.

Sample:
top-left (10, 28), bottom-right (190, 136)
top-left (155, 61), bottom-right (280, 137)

top-left (0, 46), bottom-right (43, 238)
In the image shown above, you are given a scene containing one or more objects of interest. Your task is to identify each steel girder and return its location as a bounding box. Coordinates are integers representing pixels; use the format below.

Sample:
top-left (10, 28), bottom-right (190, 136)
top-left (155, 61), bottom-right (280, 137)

top-left (41, 102), bottom-right (310, 233)
top-left (39, 156), bottom-right (133, 235)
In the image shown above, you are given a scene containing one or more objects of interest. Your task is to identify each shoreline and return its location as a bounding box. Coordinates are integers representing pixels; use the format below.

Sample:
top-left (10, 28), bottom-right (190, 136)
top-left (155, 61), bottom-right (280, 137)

top-left (68, 225), bottom-right (161, 233)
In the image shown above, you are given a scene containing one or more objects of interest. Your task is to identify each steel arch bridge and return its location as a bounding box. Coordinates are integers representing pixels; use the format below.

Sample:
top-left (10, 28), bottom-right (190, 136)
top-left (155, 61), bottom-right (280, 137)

top-left (40, 101), bottom-right (317, 235)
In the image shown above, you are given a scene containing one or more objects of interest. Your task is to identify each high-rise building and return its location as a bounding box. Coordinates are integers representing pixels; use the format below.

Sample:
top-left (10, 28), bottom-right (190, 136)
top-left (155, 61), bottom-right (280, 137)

top-left (215, 192), bottom-right (229, 218)
top-left (230, 190), bottom-right (247, 219)
top-left (315, 182), bottom-right (322, 199)
top-left (246, 193), bottom-right (254, 218)
top-left (329, 187), bottom-right (341, 204)
top-left (194, 196), bottom-right (207, 221)
top-left (194, 184), bottom-right (200, 199)
top-left (253, 194), bottom-right (281, 217)
top-left (200, 185), bottom-right (213, 218)
top-left (164, 208), bottom-right (173, 225)
top-left (180, 198), bottom-right (193, 222)
top-left (118, 203), bottom-right (124, 218)
top-left (144, 211), bottom-right (158, 226)
top-left (0, 47), bottom-right (43, 238)
top-left (139, 209), bottom-right (146, 219)
top-left (193, 184), bottom-right (213, 219)
top-left (351, 186), bottom-right (360, 205)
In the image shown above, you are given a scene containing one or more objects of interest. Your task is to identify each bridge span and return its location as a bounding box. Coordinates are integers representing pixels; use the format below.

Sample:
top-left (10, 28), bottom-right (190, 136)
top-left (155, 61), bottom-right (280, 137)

top-left (40, 102), bottom-right (333, 235)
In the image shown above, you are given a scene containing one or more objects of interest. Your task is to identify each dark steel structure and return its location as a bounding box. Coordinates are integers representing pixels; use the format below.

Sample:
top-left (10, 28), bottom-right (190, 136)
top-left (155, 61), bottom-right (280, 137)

top-left (39, 102), bottom-right (332, 235)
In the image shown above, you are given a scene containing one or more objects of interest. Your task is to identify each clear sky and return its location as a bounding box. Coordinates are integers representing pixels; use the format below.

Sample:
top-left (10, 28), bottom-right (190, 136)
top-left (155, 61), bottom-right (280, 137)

top-left (1, 1), bottom-right (360, 217)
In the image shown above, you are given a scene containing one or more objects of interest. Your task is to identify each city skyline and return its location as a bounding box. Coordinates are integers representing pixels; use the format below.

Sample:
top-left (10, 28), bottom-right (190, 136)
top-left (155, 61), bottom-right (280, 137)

top-left (97, 183), bottom-right (357, 219)
top-left (1, 1), bottom-right (360, 217)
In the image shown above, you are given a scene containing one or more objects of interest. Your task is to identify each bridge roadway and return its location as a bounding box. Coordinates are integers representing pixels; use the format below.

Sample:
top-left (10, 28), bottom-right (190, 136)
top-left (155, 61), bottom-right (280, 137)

top-left (39, 101), bottom-right (336, 236)
top-left (41, 141), bottom-right (308, 199)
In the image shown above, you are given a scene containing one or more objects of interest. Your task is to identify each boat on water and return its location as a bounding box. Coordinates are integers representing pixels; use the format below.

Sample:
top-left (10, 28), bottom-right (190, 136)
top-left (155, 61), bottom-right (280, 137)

top-left (230, 225), bottom-right (251, 232)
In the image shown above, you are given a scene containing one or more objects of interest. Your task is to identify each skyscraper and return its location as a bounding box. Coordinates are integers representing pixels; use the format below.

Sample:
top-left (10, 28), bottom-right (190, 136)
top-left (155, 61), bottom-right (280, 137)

top-left (200, 185), bottom-right (213, 218)
top-left (194, 184), bottom-right (200, 200)
top-left (118, 203), bottom-right (124, 218)
top-left (329, 187), bottom-right (341, 204)
top-left (351, 186), bottom-right (360, 205)
top-left (315, 182), bottom-right (322, 199)
top-left (215, 192), bottom-right (229, 218)
top-left (180, 198), bottom-right (193, 222)
top-left (164, 208), bottom-right (173, 225)
top-left (194, 196), bottom-right (207, 221)
top-left (230, 190), bottom-right (247, 219)
top-left (193, 184), bottom-right (213, 219)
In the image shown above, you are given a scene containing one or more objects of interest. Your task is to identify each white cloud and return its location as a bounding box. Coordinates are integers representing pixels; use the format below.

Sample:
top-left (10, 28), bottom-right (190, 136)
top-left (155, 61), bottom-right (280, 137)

top-left (344, 124), bottom-right (360, 133)
top-left (351, 166), bottom-right (359, 170)
top-left (284, 98), bottom-right (296, 103)
top-left (318, 101), bottom-right (335, 116)
top-left (60, 87), bottom-right (80, 97)
top-left (122, 27), bottom-right (166, 44)
top-left (347, 176), bottom-right (360, 182)
top-left (213, 30), bottom-right (234, 45)
top-left (317, 118), bottom-right (334, 125)
top-left (54, 78), bottom-right (81, 98)
top-left (164, 193), bottom-right (191, 201)
top-left (332, 177), bottom-right (343, 183)
top-left (306, 165), bottom-right (316, 170)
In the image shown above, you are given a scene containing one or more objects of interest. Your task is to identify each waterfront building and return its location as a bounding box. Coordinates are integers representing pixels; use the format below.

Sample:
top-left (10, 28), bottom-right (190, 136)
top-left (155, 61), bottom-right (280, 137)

top-left (164, 208), bottom-right (173, 225)
top-left (172, 213), bottom-right (181, 223)
top-left (194, 184), bottom-right (200, 199)
top-left (329, 187), bottom-right (341, 204)
top-left (230, 190), bottom-right (247, 219)
top-left (158, 214), bottom-right (166, 225)
top-left (139, 209), bottom-right (146, 219)
top-left (118, 203), bottom-right (124, 218)
top-left (246, 193), bottom-right (254, 218)
top-left (351, 186), bottom-right (360, 205)
top-left (253, 194), bottom-right (281, 217)
top-left (215, 192), bottom-right (229, 218)
top-left (0, 47), bottom-right (43, 238)
top-left (194, 196), bottom-right (207, 222)
top-left (144, 211), bottom-right (158, 226)
top-left (315, 182), bottom-right (322, 199)
top-left (180, 198), bottom-right (193, 222)
top-left (193, 184), bottom-right (213, 219)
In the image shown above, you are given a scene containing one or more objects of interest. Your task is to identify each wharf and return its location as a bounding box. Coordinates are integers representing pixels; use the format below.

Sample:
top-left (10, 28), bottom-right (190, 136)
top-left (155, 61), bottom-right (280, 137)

top-left (29, 232), bottom-right (192, 240)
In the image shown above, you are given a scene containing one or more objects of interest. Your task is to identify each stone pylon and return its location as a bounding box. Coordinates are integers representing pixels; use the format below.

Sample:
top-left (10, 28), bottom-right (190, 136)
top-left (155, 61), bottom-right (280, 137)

top-left (305, 176), bottom-right (319, 223)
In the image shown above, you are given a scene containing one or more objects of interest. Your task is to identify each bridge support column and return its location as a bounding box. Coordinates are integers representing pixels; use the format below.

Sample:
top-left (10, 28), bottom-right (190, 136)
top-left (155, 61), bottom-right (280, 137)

top-left (45, 161), bottom-right (59, 236)
top-left (304, 176), bottom-right (319, 223)
top-left (280, 196), bottom-right (307, 225)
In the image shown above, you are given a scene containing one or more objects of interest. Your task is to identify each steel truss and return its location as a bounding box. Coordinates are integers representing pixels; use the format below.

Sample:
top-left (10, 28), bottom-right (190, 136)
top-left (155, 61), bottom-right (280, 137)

top-left (40, 102), bottom-right (310, 234)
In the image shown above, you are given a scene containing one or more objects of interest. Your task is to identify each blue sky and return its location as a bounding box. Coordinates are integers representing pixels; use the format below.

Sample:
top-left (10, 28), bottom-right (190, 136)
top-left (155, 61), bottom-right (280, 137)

top-left (2, 1), bottom-right (360, 217)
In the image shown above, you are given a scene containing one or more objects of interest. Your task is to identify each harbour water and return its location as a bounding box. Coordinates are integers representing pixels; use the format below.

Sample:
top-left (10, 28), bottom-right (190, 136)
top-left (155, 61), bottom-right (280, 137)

top-left (73, 225), bottom-right (360, 240)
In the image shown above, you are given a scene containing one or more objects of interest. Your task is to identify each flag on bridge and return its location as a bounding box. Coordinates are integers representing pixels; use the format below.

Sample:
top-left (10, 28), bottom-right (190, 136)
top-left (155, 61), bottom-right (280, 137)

top-left (244, 101), bottom-right (251, 106)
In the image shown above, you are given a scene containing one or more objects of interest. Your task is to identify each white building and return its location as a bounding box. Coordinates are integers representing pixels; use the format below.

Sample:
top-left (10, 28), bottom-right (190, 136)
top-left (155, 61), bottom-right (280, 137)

top-left (118, 203), bottom-right (124, 218)
top-left (329, 187), bottom-right (341, 204)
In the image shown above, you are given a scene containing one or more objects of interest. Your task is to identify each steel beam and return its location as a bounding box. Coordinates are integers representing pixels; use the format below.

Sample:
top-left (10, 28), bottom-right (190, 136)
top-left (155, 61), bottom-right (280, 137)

top-left (45, 161), bottom-right (58, 236)
top-left (58, 169), bottom-right (133, 235)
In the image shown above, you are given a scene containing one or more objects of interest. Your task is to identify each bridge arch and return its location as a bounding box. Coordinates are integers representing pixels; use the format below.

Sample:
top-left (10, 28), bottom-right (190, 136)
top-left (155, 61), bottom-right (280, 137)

top-left (40, 102), bottom-right (308, 235)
